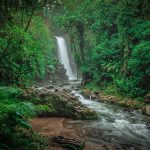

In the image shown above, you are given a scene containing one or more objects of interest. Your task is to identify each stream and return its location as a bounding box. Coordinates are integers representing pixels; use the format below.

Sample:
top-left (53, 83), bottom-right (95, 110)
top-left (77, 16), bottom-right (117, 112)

top-left (53, 80), bottom-right (149, 150)
top-left (72, 88), bottom-right (150, 149)
top-left (55, 36), bottom-right (150, 149)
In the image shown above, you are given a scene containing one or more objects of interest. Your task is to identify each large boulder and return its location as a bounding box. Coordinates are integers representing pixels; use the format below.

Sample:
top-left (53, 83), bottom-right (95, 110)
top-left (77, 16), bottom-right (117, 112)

top-left (81, 89), bottom-right (91, 98)
top-left (21, 88), bottom-right (98, 120)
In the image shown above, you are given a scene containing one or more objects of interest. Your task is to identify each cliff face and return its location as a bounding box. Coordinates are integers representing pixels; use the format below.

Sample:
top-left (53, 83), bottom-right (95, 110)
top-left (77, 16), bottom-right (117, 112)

top-left (35, 63), bottom-right (69, 87)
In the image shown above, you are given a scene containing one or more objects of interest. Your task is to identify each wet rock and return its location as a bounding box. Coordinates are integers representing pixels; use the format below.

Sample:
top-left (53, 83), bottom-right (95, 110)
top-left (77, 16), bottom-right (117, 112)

top-left (128, 147), bottom-right (136, 150)
top-left (94, 91), bottom-right (99, 95)
top-left (62, 82), bottom-right (70, 86)
top-left (145, 122), bottom-right (150, 129)
top-left (90, 92), bottom-right (98, 100)
top-left (98, 93), bottom-right (117, 104)
top-left (76, 96), bottom-right (80, 99)
top-left (62, 88), bottom-right (72, 93)
top-left (59, 84), bottom-right (64, 87)
top-left (145, 105), bottom-right (150, 115)
top-left (69, 93), bottom-right (75, 96)
top-left (46, 85), bottom-right (54, 89)
top-left (84, 141), bottom-right (106, 150)
top-left (54, 88), bottom-right (59, 92)
top-left (76, 85), bottom-right (81, 89)
top-left (144, 93), bottom-right (150, 103)
top-left (71, 86), bottom-right (75, 89)
top-left (81, 89), bottom-right (91, 98)
top-left (33, 85), bottom-right (40, 88)
top-left (106, 144), bottom-right (118, 150)
top-left (22, 88), bottom-right (98, 120)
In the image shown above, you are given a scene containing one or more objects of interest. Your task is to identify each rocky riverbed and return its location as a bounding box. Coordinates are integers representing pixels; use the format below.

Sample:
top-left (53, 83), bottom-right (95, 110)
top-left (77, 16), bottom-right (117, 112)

top-left (21, 86), bottom-right (98, 120)
top-left (24, 81), bottom-right (150, 150)
top-left (81, 88), bottom-right (150, 116)
top-left (30, 117), bottom-right (126, 150)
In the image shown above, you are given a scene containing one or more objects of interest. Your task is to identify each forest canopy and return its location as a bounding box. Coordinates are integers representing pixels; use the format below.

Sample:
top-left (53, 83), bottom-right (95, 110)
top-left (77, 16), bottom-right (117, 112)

top-left (0, 1), bottom-right (57, 149)
top-left (0, 0), bottom-right (57, 86)
top-left (0, 0), bottom-right (150, 149)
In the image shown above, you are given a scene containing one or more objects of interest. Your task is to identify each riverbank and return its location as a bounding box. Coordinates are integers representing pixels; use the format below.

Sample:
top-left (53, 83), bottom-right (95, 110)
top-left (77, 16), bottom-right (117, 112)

top-left (30, 117), bottom-right (129, 150)
top-left (22, 86), bottom-right (98, 120)
top-left (81, 88), bottom-right (150, 115)
top-left (13, 82), bottom-right (150, 150)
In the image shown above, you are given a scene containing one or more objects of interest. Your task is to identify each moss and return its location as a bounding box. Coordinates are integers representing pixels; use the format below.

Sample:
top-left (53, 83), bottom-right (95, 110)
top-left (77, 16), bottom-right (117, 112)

top-left (76, 109), bottom-right (98, 120)
top-left (81, 89), bottom-right (91, 98)
top-left (22, 89), bottom-right (98, 120)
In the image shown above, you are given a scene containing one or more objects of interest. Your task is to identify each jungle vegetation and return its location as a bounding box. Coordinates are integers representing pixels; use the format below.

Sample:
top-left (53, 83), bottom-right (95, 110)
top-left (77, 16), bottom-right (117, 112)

top-left (0, 0), bottom-right (57, 149)
top-left (54, 0), bottom-right (150, 98)
top-left (0, 0), bottom-right (150, 149)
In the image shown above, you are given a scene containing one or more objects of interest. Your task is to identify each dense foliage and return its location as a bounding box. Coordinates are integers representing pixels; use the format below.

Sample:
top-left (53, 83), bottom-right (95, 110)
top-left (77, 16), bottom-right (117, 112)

top-left (0, 0), bottom-right (57, 149)
top-left (0, 0), bottom-right (150, 149)
top-left (0, 0), bottom-right (57, 86)
top-left (0, 87), bottom-right (47, 150)
top-left (55, 0), bottom-right (150, 98)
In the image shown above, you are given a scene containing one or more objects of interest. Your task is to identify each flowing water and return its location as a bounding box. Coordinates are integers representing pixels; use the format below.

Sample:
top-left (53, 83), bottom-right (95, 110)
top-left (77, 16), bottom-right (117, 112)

top-left (56, 37), bottom-right (150, 149)
top-left (71, 89), bottom-right (150, 149)
top-left (56, 36), bottom-right (77, 80)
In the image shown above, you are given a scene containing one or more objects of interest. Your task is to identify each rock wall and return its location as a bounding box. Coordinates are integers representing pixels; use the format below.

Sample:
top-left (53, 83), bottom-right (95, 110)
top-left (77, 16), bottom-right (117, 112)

top-left (35, 63), bottom-right (69, 87)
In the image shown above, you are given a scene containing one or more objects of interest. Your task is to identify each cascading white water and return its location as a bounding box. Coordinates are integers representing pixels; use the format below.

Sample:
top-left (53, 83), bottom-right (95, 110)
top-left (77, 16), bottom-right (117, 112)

top-left (55, 35), bottom-right (150, 149)
top-left (71, 89), bottom-right (150, 149)
top-left (56, 36), bottom-right (76, 80)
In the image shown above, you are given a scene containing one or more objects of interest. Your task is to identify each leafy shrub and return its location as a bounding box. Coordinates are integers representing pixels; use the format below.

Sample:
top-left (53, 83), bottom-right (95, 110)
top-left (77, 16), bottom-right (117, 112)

top-left (54, 0), bottom-right (150, 99)
top-left (0, 86), bottom-right (46, 150)
top-left (0, 16), bottom-right (56, 86)
top-left (0, 86), bottom-right (22, 100)
top-left (114, 78), bottom-right (146, 98)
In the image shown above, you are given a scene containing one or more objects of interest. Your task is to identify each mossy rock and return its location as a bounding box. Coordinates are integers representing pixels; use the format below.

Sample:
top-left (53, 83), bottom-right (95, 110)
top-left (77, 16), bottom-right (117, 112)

top-left (21, 88), bottom-right (98, 120)
top-left (76, 108), bottom-right (98, 120)
top-left (81, 89), bottom-right (91, 98)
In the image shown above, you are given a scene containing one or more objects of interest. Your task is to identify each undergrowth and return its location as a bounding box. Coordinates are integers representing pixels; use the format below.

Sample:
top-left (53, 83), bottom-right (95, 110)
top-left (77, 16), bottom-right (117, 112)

top-left (0, 86), bottom-right (47, 150)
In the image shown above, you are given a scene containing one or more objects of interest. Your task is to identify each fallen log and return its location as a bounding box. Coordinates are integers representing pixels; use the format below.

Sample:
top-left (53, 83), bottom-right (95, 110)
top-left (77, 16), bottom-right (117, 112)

top-left (49, 136), bottom-right (84, 150)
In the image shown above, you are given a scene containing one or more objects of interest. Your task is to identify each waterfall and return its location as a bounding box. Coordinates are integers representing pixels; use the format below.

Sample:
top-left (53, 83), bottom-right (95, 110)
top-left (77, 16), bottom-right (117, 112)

top-left (56, 36), bottom-right (76, 80)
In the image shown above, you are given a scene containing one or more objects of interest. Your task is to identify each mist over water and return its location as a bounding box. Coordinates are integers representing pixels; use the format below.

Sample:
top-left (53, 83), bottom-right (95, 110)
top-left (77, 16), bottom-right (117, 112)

top-left (56, 36), bottom-right (77, 80)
